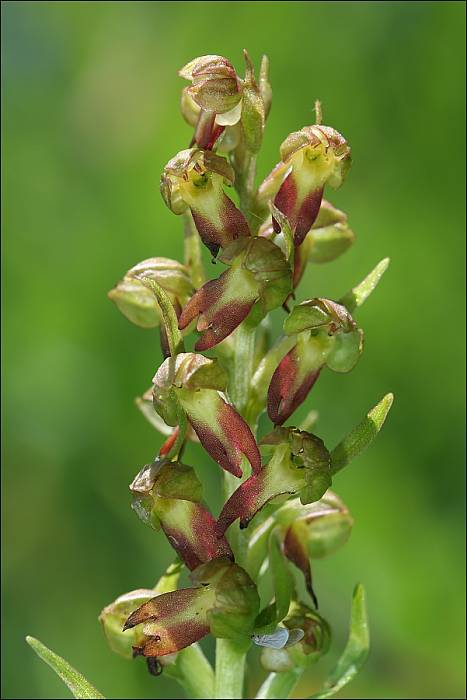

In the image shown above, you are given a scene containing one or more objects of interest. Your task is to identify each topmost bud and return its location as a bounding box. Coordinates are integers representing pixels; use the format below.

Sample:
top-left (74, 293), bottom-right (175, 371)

top-left (179, 55), bottom-right (242, 114)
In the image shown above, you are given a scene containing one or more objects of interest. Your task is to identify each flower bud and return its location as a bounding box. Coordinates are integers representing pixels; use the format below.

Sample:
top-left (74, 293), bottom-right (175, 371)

top-left (240, 50), bottom-right (265, 154)
top-left (178, 238), bottom-right (292, 350)
top-left (179, 55), bottom-right (242, 115)
top-left (108, 278), bottom-right (160, 329)
top-left (161, 148), bottom-right (250, 258)
top-left (260, 603), bottom-right (331, 671)
top-left (284, 492), bottom-right (353, 596)
top-left (130, 459), bottom-right (233, 570)
top-left (152, 353), bottom-right (261, 477)
top-left (108, 258), bottom-right (193, 329)
top-left (99, 589), bottom-right (155, 659)
top-left (180, 86), bottom-right (200, 127)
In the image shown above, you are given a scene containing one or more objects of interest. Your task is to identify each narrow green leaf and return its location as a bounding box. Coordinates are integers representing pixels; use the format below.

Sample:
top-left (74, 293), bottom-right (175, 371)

top-left (141, 277), bottom-right (184, 356)
top-left (256, 668), bottom-right (302, 699)
top-left (330, 393), bottom-right (393, 475)
top-left (340, 258), bottom-right (390, 312)
top-left (183, 211), bottom-right (205, 289)
top-left (26, 636), bottom-right (105, 699)
top-left (309, 584), bottom-right (369, 699)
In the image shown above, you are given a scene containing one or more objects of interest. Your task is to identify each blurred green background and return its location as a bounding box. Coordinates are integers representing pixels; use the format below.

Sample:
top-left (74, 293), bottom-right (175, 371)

top-left (2, 1), bottom-right (466, 698)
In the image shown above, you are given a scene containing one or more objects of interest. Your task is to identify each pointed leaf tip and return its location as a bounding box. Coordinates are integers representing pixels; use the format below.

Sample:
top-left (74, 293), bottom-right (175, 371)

top-left (330, 393), bottom-right (394, 475)
top-left (309, 583), bottom-right (369, 698)
top-left (340, 257), bottom-right (390, 312)
top-left (26, 636), bottom-right (105, 699)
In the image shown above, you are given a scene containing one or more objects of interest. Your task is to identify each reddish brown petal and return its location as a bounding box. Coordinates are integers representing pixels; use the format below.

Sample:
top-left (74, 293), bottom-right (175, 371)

top-left (188, 418), bottom-right (242, 478)
top-left (216, 473), bottom-right (264, 535)
top-left (267, 347), bottom-right (322, 425)
top-left (294, 186), bottom-right (324, 246)
top-left (284, 526), bottom-right (318, 608)
top-left (194, 300), bottom-right (254, 351)
top-left (273, 173), bottom-right (297, 233)
top-left (125, 588), bottom-right (210, 657)
top-left (187, 399), bottom-right (260, 478)
top-left (216, 470), bottom-right (295, 536)
top-left (218, 401), bottom-right (262, 473)
top-left (178, 277), bottom-right (225, 330)
top-left (161, 502), bottom-right (233, 570)
top-left (178, 275), bottom-right (255, 351)
top-left (190, 194), bottom-right (250, 258)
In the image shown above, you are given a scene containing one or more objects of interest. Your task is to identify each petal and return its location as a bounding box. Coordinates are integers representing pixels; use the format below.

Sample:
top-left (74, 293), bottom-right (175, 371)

top-left (189, 191), bottom-right (250, 257)
top-left (283, 524), bottom-right (318, 607)
top-left (179, 266), bottom-right (259, 350)
top-left (267, 344), bottom-right (322, 425)
top-left (125, 587), bottom-right (213, 657)
top-left (177, 388), bottom-right (261, 477)
top-left (155, 498), bottom-right (233, 570)
top-left (217, 445), bottom-right (305, 535)
top-left (273, 175), bottom-right (323, 247)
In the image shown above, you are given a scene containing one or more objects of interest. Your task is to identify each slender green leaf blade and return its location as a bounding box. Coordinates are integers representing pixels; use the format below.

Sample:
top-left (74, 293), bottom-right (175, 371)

top-left (141, 277), bottom-right (184, 356)
top-left (340, 258), bottom-right (390, 312)
top-left (330, 393), bottom-right (393, 475)
top-left (26, 636), bottom-right (105, 699)
top-left (309, 584), bottom-right (369, 699)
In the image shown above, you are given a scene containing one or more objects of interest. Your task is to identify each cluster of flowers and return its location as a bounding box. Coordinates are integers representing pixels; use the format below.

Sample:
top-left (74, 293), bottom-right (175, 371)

top-left (103, 52), bottom-right (392, 693)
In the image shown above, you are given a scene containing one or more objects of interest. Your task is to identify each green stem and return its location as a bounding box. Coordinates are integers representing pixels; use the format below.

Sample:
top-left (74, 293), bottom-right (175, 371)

top-left (214, 638), bottom-right (250, 699)
top-left (183, 211), bottom-right (205, 289)
top-left (165, 643), bottom-right (215, 699)
top-left (255, 669), bottom-right (303, 699)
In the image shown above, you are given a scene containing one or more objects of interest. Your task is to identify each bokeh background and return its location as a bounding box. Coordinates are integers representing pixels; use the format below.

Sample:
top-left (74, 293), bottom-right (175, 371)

top-left (2, 1), bottom-right (466, 698)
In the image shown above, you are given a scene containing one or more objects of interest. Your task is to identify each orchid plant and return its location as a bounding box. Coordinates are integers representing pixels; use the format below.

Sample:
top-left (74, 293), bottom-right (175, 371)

top-left (27, 51), bottom-right (393, 700)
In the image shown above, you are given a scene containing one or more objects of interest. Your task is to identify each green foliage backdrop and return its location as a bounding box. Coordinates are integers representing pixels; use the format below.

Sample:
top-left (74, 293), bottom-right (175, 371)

top-left (2, 2), bottom-right (465, 698)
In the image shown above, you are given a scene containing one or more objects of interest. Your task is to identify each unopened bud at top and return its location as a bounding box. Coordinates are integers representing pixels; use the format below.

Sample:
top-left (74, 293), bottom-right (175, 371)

top-left (179, 55), bottom-right (242, 115)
